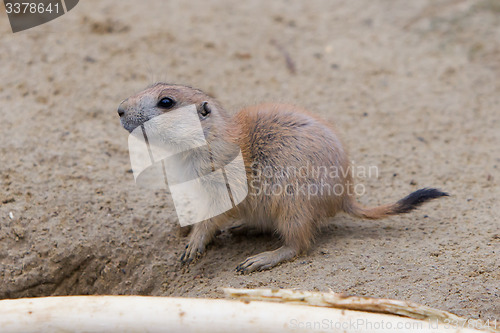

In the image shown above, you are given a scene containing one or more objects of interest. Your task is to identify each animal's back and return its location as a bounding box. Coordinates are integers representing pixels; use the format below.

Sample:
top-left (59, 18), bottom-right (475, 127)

top-left (233, 103), bottom-right (350, 225)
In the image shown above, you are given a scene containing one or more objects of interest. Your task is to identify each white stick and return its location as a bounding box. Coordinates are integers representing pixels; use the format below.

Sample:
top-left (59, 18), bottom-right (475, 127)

top-left (0, 294), bottom-right (494, 333)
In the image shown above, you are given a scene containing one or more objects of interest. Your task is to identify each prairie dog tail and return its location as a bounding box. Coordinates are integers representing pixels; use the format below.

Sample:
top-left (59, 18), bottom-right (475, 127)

top-left (344, 188), bottom-right (449, 220)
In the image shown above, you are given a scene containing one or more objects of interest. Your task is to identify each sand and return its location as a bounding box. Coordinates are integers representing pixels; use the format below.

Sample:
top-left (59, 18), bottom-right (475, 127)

top-left (0, 0), bottom-right (498, 322)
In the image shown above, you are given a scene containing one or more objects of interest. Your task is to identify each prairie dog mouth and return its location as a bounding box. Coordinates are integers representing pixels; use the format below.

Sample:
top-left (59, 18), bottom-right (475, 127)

top-left (120, 114), bottom-right (150, 133)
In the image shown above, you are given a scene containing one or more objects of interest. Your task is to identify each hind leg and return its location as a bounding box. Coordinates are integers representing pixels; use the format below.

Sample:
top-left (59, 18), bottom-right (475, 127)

top-left (236, 245), bottom-right (298, 272)
top-left (236, 212), bottom-right (314, 273)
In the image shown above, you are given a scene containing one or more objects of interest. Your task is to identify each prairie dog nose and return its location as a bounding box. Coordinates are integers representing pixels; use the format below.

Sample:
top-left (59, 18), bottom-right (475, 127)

top-left (117, 106), bottom-right (125, 117)
top-left (118, 98), bottom-right (129, 117)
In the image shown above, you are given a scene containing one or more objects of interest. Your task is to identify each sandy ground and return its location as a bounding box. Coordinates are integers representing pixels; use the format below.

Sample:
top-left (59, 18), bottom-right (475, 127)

top-left (0, 0), bottom-right (498, 322)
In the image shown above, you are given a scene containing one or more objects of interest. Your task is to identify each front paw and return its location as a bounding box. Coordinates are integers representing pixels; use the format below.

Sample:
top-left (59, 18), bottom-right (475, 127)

top-left (180, 240), bottom-right (206, 264)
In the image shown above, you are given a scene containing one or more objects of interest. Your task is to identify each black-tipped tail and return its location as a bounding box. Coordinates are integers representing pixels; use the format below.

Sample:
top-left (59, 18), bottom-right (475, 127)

top-left (392, 188), bottom-right (449, 215)
top-left (344, 187), bottom-right (449, 220)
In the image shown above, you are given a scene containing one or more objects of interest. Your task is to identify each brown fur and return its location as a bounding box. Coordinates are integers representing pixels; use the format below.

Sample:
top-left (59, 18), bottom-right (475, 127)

top-left (118, 83), bottom-right (448, 273)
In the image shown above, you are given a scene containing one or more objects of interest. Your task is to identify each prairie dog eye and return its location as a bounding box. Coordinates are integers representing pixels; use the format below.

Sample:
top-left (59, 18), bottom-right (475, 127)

top-left (157, 97), bottom-right (176, 109)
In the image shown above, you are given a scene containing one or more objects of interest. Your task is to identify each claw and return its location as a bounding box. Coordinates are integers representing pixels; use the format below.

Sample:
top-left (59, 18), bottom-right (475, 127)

top-left (179, 242), bottom-right (205, 265)
top-left (179, 250), bottom-right (187, 264)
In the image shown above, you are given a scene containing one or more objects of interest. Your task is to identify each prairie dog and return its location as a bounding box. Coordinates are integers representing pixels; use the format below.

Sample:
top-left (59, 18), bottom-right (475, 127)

top-left (118, 83), bottom-right (448, 273)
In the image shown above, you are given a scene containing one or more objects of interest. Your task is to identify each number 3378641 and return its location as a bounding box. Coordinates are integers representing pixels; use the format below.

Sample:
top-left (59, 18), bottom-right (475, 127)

top-left (5, 2), bottom-right (60, 14)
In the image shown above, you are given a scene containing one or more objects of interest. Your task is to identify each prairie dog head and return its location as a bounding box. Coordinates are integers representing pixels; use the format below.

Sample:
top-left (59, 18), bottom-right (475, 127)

top-left (118, 83), bottom-right (228, 150)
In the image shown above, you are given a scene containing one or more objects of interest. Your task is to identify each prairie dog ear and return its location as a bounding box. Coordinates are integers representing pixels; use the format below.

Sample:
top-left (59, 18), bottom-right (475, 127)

top-left (198, 101), bottom-right (212, 118)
